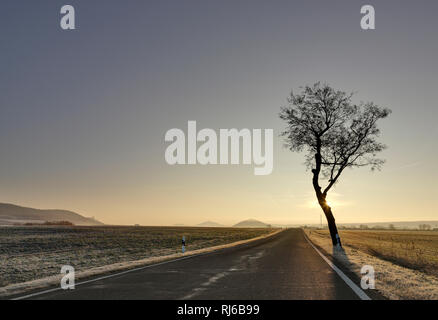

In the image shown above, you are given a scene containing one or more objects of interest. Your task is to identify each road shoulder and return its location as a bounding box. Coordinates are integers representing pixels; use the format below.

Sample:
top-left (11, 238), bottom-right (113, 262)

top-left (303, 229), bottom-right (386, 300)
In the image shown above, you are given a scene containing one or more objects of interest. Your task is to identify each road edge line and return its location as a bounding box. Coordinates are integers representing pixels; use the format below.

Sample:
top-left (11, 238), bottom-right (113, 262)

top-left (302, 231), bottom-right (371, 300)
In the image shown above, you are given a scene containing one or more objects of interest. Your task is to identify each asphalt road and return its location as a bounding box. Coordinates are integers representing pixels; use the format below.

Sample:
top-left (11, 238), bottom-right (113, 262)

top-left (23, 229), bottom-right (365, 300)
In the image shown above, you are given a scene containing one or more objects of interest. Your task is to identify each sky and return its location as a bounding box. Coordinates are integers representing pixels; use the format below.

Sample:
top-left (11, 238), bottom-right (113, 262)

top-left (1, 0), bottom-right (437, 226)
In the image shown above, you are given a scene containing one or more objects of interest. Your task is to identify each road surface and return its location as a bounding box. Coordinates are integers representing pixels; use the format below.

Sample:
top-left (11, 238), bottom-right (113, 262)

top-left (20, 229), bottom-right (367, 300)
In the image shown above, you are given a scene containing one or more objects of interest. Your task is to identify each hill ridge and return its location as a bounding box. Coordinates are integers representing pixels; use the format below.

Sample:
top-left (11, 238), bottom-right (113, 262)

top-left (0, 202), bottom-right (104, 226)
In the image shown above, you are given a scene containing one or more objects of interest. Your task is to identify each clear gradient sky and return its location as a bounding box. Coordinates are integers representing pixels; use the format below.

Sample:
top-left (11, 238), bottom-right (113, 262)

top-left (1, 1), bottom-right (437, 225)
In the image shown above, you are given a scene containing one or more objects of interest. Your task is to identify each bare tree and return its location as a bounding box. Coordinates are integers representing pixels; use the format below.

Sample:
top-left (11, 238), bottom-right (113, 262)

top-left (419, 224), bottom-right (431, 231)
top-left (280, 83), bottom-right (391, 246)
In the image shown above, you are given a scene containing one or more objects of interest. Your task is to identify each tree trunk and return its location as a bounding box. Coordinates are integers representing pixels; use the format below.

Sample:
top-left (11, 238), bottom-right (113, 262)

top-left (318, 198), bottom-right (342, 247)
top-left (311, 149), bottom-right (342, 247)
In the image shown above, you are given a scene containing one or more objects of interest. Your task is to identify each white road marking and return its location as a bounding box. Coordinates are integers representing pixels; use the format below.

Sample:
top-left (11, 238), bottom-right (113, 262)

top-left (181, 272), bottom-right (229, 300)
top-left (181, 249), bottom-right (267, 300)
top-left (303, 231), bottom-right (371, 300)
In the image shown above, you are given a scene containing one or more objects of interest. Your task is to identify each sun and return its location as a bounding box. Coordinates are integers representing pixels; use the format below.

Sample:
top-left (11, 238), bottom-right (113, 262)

top-left (306, 199), bottom-right (344, 209)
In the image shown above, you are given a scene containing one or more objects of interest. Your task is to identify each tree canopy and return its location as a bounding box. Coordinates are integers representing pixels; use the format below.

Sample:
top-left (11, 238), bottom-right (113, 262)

top-left (280, 82), bottom-right (391, 199)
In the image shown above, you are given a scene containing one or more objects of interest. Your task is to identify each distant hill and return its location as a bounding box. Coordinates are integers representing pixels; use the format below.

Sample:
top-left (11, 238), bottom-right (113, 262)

top-left (233, 219), bottom-right (270, 228)
top-left (0, 203), bottom-right (104, 226)
top-left (197, 221), bottom-right (225, 227)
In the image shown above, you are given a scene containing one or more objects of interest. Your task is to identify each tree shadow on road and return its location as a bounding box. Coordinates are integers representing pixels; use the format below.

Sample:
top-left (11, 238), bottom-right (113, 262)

top-left (330, 246), bottom-right (364, 300)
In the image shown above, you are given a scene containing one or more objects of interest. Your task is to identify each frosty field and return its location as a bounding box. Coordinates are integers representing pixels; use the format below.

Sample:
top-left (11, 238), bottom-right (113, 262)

top-left (308, 229), bottom-right (438, 277)
top-left (0, 226), bottom-right (272, 287)
top-left (305, 229), bottom-right (438, 299)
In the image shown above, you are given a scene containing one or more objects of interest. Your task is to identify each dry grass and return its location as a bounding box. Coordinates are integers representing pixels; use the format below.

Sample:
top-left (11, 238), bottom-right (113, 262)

top-left (0, 225), bottom-right (273, 287)
top-left (305, 228), bottom-right (438, 300)
top-left (309, 229), bottom-right (438, 277)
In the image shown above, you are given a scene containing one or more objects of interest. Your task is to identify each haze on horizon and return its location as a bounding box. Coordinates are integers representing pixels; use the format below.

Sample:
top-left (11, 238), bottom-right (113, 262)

top-left (1, 1), bottom-right (437, 226)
